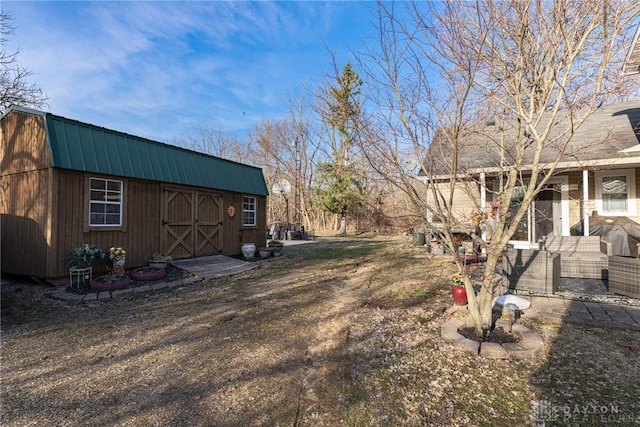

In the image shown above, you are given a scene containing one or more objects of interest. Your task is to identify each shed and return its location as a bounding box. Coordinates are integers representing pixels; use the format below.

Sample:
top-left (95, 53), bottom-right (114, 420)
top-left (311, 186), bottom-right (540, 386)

top-left (1, 106), bottom-right (269, 279)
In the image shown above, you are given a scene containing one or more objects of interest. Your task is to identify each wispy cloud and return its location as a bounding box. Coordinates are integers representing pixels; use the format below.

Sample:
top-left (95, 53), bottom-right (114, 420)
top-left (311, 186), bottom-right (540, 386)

top-left (4, 1), bottom-right (371, 142)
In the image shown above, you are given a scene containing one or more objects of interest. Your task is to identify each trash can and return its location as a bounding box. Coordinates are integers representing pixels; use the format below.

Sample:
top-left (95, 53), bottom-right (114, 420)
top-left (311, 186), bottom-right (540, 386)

top-left (413, 232), bottom-right (426, 246)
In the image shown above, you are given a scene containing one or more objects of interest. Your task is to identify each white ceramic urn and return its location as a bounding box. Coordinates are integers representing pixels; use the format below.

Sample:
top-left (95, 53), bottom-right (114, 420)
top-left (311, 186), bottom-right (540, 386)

top-left (241, 243), bottom-right (256, 259)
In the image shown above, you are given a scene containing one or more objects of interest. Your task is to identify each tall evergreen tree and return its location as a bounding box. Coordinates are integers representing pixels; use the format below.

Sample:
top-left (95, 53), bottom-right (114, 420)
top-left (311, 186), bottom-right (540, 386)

top-left (315, 62), bottom-right (364, 234)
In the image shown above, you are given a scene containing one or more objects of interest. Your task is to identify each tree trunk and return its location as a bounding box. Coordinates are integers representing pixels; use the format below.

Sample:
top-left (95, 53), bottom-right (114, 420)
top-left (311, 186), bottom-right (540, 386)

top-left (339, 214), bottom-right (347, 235)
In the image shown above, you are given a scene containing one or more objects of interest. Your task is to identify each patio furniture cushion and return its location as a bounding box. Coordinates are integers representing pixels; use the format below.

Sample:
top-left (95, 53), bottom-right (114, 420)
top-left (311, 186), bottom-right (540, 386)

top-left (542, 236), bottom-right (610, 279)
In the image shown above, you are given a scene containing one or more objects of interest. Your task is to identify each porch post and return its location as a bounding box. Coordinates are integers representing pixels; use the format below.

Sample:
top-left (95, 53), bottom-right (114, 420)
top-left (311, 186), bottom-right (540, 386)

top-left (583, 169), bottom-right (590, 236)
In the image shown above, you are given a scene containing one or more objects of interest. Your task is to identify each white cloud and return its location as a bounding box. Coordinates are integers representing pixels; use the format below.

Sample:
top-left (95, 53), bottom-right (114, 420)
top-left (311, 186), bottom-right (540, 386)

top-left (3, 1), bottom-right (371, 142)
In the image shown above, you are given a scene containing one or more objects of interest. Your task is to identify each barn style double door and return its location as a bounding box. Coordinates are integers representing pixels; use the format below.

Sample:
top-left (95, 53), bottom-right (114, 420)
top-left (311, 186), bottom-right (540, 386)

top-left (163, 187), bottom-right (223, 259)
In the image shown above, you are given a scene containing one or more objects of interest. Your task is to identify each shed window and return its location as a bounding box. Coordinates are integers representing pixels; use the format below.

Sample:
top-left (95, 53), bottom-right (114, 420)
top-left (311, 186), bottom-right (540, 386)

top-left (89, 178), bottom-right (123, 226)
top-left (243, 196), bottom-right (256, 227)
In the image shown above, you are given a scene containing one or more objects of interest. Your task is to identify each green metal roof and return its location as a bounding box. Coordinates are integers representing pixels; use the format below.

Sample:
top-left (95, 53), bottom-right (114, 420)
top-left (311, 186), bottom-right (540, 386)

top-left (39, 111), bottom-right (268, 196)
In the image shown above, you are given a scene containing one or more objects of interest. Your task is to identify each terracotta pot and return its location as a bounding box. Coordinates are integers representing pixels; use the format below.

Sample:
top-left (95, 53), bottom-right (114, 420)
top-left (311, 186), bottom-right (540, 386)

top-left (451, 285), bottom-right (468, 305)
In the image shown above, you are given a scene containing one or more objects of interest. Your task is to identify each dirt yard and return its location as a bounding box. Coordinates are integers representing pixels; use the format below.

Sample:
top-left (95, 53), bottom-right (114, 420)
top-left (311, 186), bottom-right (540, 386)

top-left (2, 236), bottom-right (639, 426)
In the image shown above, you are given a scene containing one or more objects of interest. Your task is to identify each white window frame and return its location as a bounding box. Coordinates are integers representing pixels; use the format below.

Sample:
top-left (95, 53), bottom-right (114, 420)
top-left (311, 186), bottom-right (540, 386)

top-left (89, 177), bottom-right (123, 226)
top-left (243, 196), bottom-right (257, 227)
top-left (594, 169), bottom-right (636, 217)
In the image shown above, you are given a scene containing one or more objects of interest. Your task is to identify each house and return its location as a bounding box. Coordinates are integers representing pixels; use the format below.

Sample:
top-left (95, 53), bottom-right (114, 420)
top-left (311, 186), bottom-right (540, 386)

top-left (418, 101), bottom-right (640, 253)
top-left (1, 106), bottom-right (269, 280)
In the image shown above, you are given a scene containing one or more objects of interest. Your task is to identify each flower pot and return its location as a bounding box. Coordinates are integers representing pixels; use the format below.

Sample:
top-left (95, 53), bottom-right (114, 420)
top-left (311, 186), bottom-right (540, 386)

top-left (451, 285), bottom-right (468, 305)
top-left (131, 266), bottom-right (166, 282)
top-left (90, 275), bottom-right (131, 291)
top-left (259, 248), bottom-right (272, 258)
top-left (241, 243), bottom-right (256, 259)
top-left (112, 258), bottom-right (126, 277)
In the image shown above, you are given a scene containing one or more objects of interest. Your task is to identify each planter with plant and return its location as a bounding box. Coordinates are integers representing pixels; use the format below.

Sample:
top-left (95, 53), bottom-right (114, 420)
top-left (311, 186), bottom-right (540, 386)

top-left (450, 273), bottom-right (468, 306)
top-left (109, 247), bottom-right (126, 277)
top-left (64, 244), bottom-right (107, 293)
top-left (64, 244), bottom-right (106, 269)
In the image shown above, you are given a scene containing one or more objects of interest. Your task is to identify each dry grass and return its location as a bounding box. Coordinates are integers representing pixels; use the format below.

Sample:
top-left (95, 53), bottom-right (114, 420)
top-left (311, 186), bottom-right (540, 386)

top-left (1, 235), bottom-right (639, 426)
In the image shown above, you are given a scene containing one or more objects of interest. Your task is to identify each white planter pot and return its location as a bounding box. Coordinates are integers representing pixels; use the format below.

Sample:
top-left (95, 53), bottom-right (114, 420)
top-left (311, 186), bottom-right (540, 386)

top-left (241, 243), bottom-right (256, 259)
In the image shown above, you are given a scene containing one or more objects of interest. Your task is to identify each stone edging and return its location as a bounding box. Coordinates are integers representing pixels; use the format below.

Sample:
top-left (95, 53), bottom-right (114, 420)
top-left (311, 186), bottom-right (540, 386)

top-left (441, 317), bottom-right (544, 359)
top-left (48, 276), bottom-right (203, 303)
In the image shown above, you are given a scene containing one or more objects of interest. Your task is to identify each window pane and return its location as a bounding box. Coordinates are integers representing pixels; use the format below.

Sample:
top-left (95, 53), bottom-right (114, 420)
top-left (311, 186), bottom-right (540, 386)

top-left (90, 213), bottom-right (105, 224)
top-left (90, 190), bottom-right (105, 201)
top-left (90, 179), bottom-right (106, 190)
top-left (602, 176), bottom-right (628, 212)
top-left (105, 214), bottom-right (120, 225)
top-left (603, 194), bottom-right (627, 211)
top-left (107, 181), bottom-right (122, 192)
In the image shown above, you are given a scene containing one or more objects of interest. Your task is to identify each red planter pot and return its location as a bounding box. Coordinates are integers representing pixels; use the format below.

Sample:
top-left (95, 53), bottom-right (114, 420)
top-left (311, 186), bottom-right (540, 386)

top-left (451, 286), bottom-right (468, 305)
top-left (131, 267), bottom-right (166, 282)
top-left (91, 275), bottom-right (131, 291)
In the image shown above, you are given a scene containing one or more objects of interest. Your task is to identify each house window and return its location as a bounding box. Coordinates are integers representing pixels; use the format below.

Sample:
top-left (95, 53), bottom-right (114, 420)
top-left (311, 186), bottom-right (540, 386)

top-left (595, 169), bottom-right (636, 216)
top-left (243, 196), bottom-right (256, 227)
top-left (89, 178), bottom-right (123, 226)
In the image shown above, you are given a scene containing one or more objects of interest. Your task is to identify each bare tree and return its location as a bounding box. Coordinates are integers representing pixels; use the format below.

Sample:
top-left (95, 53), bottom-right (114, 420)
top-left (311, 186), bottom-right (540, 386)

top-left (174, 122), bottom-right (244, 161)
top-left (1, 10), bottom-right (48, 113)
top-left (358, 0), bottom-right (639, 335)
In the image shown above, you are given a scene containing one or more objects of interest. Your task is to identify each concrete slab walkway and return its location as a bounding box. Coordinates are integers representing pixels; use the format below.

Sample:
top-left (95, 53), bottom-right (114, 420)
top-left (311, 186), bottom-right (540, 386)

top-left (520, 295), bottom-right (640, 331)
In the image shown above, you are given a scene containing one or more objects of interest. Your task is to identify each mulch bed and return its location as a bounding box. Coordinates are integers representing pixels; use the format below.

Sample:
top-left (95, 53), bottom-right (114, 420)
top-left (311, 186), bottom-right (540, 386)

top-left (66, 265), bottom-right (193, 294)
top-left (459, 325), bottom-right (520, 344)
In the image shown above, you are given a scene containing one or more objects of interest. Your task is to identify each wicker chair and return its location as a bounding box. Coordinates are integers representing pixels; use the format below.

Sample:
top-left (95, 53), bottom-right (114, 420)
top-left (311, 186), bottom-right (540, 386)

top-left (608, 256), bottom-right (640, 299)
top-left (542, 236), bottom-right (611, 280)
top-left (503, 248), bottom-right (561, 294)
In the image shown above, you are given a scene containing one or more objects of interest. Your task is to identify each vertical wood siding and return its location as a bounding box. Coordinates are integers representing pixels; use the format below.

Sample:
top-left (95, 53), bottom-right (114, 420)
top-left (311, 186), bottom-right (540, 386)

top-left (2, 111), bottom-right (267, 279)
top-left (1, 112), bottom-right (50, 277)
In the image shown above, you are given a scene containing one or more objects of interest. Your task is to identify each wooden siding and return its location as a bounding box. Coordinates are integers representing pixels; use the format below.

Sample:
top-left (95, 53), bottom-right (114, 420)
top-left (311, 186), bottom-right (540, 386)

top-left (1, 110), bottom-right (268, 279)
top-left (1, 112), bottom-right (51, 277)
top-left (1, 170), bottom-right (50, 277)
top-left (221, 193), bottom-right (267, 254)
top-left (1, 111), bottom-right (50, 174)
top-left (47, 174), bottom-right (266, 279)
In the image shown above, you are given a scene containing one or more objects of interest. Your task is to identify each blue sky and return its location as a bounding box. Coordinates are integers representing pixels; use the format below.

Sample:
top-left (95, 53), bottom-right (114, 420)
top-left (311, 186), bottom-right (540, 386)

top-left (4, 1), bottom-right (376, 143)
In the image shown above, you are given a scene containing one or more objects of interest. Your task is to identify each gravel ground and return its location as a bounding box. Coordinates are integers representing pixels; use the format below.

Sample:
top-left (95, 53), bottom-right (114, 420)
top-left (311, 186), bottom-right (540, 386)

top-left (2, 236), bottom-right (639, 426)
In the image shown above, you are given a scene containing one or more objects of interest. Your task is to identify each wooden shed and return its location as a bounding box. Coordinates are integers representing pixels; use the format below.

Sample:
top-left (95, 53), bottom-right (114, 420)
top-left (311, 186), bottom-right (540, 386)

top-left (1, 106), bottom-right (269, 280)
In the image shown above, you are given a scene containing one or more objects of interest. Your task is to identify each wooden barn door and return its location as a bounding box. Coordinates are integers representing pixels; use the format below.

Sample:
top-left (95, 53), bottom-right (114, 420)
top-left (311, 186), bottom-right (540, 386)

top-left (163, 187), bottom-right (223, 259)
top-left (195, 192), bottom-right (223, 256)
top-left (163, 188), bottom-right (195, 259)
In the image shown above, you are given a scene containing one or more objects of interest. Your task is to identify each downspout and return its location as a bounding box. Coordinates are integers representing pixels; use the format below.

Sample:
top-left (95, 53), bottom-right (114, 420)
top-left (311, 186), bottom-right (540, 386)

top-left (583, 169), bottom-right (590, 236)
